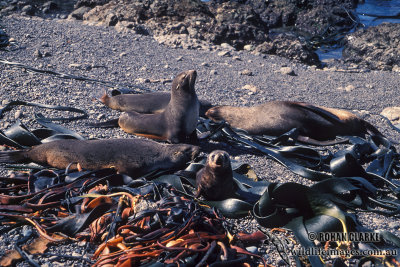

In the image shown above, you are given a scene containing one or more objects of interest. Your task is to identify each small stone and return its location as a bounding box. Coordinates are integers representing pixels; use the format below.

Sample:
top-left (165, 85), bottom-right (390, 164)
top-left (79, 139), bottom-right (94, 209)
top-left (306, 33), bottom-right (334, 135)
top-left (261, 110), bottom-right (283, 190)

top-left (218, 51), bottom-right (231, 57)
top-left (78, 240), bottom-right (87, 247)
top-left (345, 85), bottom-right (355, 92)
top-left (21, 5), bottom-right (35, 15)
top-left (97, 114), bottom-right (105, 120)
top-left (72, 252), bottom-right (81, 257)
top-left (43, 51), bottom-right (51, 57)
top-left (119, 52), bottom-right (127, 57)
top-left (381, 107), bottom-right (400, 123)
top-left (392, 65), bottom-right (400, 72)
top-left (14, 110), bottom-right (22, 119)
top-left (176, 56), bottom-right (183, 61)
top-left (69, 63), bottom-right (82, 68)
top-left (242, 84), bottom-right (258, 93)
top-left (243, 44), bottom-right (254, 51)
top-left (8, 37), bottom-right (15, 42)
top-left (34, 49), bottom-right (43, 58)
top-left (2, 99), bottom-right (10, 106)
top-left (164, 64), bottom-right (169, 69)
top-left (220, 43), bottom-right (234, 50)
top-left (240, 69), bottom-right (253, 76)
top-left (135, 78), bottom-right (150, 83)
top-left (233, 56), bottom-right (241, 61)
top-left (279, 67), bottom-right (296, 76)
top-left (210, 69), bottom-right (217, 75)
top-left (201, 62), bottom-right (209, 67)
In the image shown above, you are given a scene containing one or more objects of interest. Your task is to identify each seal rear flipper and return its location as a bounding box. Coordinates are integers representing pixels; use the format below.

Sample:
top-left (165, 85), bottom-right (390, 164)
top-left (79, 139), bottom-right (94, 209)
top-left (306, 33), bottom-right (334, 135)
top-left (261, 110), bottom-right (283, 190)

top-left (132, 133), bottom-right (168, 141)
top-left (87, 119), bottom-right (119, 128)
top-left (363, 120), bottom-right (385, 137)
top-left (0, 150), bottom-right (30, 163)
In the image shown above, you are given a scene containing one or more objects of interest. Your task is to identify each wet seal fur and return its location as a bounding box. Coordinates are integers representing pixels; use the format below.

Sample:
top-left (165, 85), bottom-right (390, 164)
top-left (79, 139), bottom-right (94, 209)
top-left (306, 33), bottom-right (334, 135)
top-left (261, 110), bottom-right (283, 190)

top-left (100, 91), bottom-right (212, 117)
top-left (0, 139), bottom-right (200, 178)
top-left (206, 101), bottom-right (383, 144)
top-left (196, 150), bottom-right (235, 201)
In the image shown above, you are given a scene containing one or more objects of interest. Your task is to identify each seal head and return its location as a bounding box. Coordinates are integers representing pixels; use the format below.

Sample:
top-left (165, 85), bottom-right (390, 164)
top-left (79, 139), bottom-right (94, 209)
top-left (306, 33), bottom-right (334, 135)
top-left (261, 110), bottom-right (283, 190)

top-left (196, 150), bottom-right (235, 200)
top-left (118, 70), bottom-right (200, 144)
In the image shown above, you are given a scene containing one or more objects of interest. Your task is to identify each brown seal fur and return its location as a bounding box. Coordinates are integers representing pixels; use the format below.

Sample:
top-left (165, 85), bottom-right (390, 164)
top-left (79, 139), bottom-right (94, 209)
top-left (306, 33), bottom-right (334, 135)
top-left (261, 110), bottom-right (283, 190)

top-left (196, 150), bottom-right (235, 201)
top-left (0, 139), bottom-right (199, 178)
top-left (118, 70), bottom-right (200, 143)
top-left (100, 91), bottom-right (212, 116)
top-left (206, 101), bottom-right (383, 142)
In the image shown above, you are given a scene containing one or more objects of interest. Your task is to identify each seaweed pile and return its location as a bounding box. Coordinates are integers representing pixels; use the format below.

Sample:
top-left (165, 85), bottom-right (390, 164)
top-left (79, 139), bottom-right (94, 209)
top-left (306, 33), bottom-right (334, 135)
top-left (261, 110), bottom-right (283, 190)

top-left (0, 106), bottom-right (399, 266)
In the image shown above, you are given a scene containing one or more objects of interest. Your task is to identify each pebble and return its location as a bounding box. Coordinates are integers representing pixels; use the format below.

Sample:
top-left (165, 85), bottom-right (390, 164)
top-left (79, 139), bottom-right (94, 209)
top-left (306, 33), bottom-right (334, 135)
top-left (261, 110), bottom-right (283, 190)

top-left (240, 69), bottom-right (253, 76)
top-left (119, 52), bottom-right (127, 57)
top-left (8, 37), bottom-right (15, 42)
top-left (201, 62), bottom-right (209, 67)
top-left (381, 107), bottom-right (400, 123)
top-left (135, 78), bottom-right (150, 83)
top-left (392, 65), bottom-right (400, 72)
top-left (34, 49), bottom-right (43, 58)
top-left (242, 84), bottom-right (258, 93)
top-left (279, 67), bottom-right (296, 76)
top-left (233, 56), bottom-right (241, 61)
top-left (243, 44), bottom-right (254, 51)
top-left (97, 114), bottom-right (105, 120)
top-left (14, 110), bottom-right (22, 119)
top-left (44, 51), bottom-right (52, 57)
top-left (176, 56), bottom-right (183, 61)
top-left (217, 51), bottom-right (231, 57)
top-left (210, 69), bottom-right (217, 75)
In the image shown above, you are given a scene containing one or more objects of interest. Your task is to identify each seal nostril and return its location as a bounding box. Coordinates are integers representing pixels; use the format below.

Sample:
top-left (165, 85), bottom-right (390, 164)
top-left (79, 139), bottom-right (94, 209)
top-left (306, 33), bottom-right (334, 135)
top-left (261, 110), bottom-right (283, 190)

top-left (215, 156), bottom-right (223, 166)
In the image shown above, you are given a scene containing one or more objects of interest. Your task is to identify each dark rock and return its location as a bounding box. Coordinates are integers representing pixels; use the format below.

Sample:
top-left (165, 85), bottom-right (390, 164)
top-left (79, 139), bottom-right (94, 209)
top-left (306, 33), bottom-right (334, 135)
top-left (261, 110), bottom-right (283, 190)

top-left (256, 33), bottom-right (319, 65)
top-left (43, 1), bottom-right (58, 10)
top-left (343, 23), bottom-right (400, 71)
top-left (21, 4), bottom-right (36, 16)
top-left (247, 0), bottom-right (358, 36)
top-left (69, 6), bottom-right (92, 20)
top-left (0, 29), bottom-right (9, 47)
top-left (74, 0), bottom-right (111, 9)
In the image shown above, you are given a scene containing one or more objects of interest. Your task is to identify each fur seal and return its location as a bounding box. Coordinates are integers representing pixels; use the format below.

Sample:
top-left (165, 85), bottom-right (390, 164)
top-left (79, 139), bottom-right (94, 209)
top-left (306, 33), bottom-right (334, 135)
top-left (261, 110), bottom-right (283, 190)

top-left (205, 101), bottom-right (383, 143)
top-left (100, 91), bottom-right (212, 116)
top-left (196, 150), bottom-right (235, 201)
top-left (117, 70), bottom-right (200, 144)
top-left (0, 139), bottom-right (200, 178)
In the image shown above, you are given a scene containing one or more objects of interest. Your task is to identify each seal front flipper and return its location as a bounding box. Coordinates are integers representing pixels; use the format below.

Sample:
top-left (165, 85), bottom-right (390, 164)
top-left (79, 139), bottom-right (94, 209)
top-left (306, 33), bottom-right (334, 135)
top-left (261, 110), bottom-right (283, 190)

top-left (87, 118), bottom-right (119, 128)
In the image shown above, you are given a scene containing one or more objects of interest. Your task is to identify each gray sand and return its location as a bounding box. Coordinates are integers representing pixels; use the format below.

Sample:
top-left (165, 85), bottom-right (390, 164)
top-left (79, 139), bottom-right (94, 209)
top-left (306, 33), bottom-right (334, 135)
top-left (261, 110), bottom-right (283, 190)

top-left (1, 15), bottom-right (400, 266)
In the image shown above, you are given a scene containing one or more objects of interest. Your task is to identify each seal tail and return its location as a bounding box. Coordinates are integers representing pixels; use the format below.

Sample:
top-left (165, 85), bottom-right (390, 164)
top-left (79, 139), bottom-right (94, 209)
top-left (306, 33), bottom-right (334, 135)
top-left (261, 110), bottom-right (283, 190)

top-left (0, 150), bottom-right (29, 163)
top-left (87, 119), bottom-right (119, 128)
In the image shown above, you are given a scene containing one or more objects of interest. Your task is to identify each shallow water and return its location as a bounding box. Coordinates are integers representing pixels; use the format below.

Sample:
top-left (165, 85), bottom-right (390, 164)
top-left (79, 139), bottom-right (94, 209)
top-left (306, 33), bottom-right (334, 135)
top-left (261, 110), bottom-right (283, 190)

top-left (317, 0), bottom-right (400, 60)
top-left (357, 0), bottom-right (400, 26)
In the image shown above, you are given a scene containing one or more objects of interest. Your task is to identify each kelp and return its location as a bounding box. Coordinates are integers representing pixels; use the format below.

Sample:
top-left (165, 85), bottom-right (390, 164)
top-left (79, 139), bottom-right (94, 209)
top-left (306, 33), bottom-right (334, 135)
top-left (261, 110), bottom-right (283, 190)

top-left (0, 108), bottom-right (400, 266)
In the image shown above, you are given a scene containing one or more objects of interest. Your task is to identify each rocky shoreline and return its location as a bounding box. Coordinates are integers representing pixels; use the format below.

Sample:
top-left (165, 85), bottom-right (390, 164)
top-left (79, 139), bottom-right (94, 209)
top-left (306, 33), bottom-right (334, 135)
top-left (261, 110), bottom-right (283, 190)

top-left (2, 0), bottom-right (400, 69)
top-left (1, 1), bottom-right (400, 266)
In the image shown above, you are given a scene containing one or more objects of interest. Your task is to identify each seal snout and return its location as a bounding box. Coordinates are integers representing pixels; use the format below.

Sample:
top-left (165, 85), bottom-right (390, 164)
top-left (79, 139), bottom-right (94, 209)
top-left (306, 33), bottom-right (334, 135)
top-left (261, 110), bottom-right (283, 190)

top-left (209, 150), bottom-right (229, 168)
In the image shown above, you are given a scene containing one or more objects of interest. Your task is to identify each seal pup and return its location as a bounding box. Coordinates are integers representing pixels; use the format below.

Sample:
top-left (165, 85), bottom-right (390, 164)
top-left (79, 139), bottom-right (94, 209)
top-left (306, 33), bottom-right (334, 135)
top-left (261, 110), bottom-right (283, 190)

top-left (100, 91), bottom-right (212, 116)
top-left (118, 70), bottom-right (200, 144)
top-left (196, 150), bottom-right (235, 201)
top-left (206, 101), bottom-right (383, 143)
top-left (0, 139), bottom-right (200, 178)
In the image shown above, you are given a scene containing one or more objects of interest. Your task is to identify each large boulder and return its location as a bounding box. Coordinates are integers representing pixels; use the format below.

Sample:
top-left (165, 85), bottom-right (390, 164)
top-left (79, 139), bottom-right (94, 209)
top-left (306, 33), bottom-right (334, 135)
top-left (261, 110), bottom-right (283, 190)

top-left (342, 23), bottom-right (400, 71)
